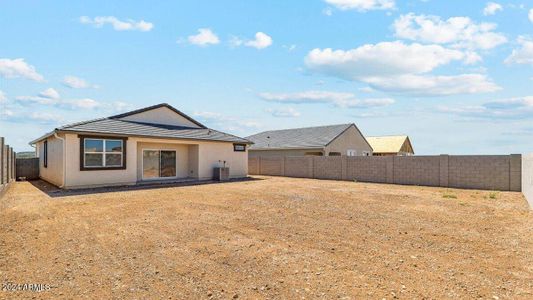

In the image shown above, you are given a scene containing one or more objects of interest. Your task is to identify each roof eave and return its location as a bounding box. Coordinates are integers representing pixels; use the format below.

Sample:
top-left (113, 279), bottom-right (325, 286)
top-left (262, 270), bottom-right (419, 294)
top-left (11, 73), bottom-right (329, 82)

top-left (53, 129), bottom-right (253, 144)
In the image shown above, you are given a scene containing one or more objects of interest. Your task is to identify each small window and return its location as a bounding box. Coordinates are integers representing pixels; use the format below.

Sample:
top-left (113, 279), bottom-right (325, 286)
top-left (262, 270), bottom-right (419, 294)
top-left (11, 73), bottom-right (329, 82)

top-left (329, 152), bottom-right (341, 156)
top-left (347, 149), bottom-right (357, 156)
top-left (362, 151), bottom-right (371, 156)
top-left (233, 144), bottom-right (246, 152)
top-left (43, 140), bottom-right (48, 168)
top-left (80, 136), bottom-right (127, 170)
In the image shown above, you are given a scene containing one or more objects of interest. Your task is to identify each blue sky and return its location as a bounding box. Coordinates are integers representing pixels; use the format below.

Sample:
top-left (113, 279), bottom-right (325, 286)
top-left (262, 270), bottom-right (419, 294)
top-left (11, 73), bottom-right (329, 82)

top-left (1, 0), bottom-right (533, 154)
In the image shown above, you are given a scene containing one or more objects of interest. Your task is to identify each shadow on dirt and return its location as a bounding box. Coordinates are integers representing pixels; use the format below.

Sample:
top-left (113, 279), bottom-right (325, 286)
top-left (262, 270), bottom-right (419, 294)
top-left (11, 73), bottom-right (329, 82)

top-left (28, 177), bottom-right (263, 198)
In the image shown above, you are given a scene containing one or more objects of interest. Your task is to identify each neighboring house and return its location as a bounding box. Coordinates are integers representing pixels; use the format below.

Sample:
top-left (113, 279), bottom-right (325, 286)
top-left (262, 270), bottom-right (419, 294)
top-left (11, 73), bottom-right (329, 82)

top-left (366, 135), bottom-right (414, 156)
top-left (246, 123), bottom-right (373, 157)
top-left (30, 103), bottom-right (252, 189)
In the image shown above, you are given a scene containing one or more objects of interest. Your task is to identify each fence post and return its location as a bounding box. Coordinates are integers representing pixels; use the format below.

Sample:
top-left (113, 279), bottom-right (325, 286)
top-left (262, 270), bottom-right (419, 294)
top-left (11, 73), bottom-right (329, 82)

top-left (0, 137), bottom-right (3, 185)
top-left (12, 150), bottom-right (16, 181)
top-left (439, 154), bottom-right (449, 188)
top-left (510, 154), bottom-right (522, 192)
top-left (5, 145), bottom-right (10, 183)
top-left (386, 156), bottom-right (394, 184)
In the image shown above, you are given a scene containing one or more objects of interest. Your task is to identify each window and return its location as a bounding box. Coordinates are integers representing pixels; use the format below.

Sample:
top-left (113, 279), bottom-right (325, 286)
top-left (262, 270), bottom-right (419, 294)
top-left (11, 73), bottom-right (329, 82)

top-left (79, 136), bottom-right (127, 170)
top-left (347, 149), bottom-right (357, 156)
top-left (43, 140), bottom-right (48, 168)
top-left (233, 144), bottom-right (246, 152)
top-left (362, 151), bottom-right (371, 156)
top-left (329, 152), bottom-right (341, 156)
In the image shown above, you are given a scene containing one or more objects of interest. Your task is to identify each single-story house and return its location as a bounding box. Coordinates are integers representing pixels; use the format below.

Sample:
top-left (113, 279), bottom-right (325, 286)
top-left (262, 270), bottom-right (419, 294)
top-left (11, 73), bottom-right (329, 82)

top-left (30, 103), bottom-right (252, 189)
top-left (366, 135), bottom-right (414, 156)
top-left (246, 123), bottom-right (373, 157)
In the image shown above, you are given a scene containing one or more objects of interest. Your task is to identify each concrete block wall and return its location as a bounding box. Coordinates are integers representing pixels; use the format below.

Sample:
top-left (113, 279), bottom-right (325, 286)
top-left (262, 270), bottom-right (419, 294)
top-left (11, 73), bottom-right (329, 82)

top-left (0, 137), bottom-right (16, 198)
top-left (248, 157), bottom-right (259, 175)
top-left (249, 154), bottom-right (523, 192)
top-left (345, 156), bottom-right (388, 183)
top-left (448, 155), bottom-right (510, 191)
top-left (393, 156), bottom-right (440, 187)
top-left (259, 156), bottom-right (283, 176)
top-left (285, 157), bottom-right (313, 178)
top-left (313, 156), bottom-right (342, 180)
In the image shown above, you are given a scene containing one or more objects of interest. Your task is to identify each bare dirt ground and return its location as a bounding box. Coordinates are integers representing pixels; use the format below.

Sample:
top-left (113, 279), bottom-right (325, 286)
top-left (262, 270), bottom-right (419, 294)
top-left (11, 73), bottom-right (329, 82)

top-left (0, 176), bottom-right (532, 299)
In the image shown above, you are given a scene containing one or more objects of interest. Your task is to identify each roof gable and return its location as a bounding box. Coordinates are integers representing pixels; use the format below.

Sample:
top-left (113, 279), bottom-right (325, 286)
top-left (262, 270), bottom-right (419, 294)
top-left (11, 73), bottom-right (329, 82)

top-left (247, 124), bottom-right (354, 150)
top-left (110, 103), bottom-right (205, 128)
top-left (366, 135), bottom-right (414, 154)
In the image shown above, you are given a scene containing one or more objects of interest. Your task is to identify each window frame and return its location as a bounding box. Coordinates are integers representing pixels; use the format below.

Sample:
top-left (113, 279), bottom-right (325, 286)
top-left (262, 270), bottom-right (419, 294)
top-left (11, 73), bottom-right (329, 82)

top-left (79, 135), bottom-right (127, 171)
top-left (233, 143), bottom-right (246, 152)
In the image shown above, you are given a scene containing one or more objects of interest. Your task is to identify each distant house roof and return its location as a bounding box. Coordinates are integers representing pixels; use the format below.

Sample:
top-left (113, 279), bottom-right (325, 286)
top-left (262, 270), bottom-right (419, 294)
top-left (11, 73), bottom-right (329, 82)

top-left (366, 135), bottom-right (414, 154)
top-left (247, 123), bottom-right (368, 150)
top-left (30, 103), bottom-right (251, 145)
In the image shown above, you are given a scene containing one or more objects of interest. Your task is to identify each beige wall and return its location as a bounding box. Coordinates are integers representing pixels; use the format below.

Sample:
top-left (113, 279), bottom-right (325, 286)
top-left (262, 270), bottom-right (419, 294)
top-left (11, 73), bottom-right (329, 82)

top-left (119, 106), bottom-right (201, 128)
top-left (522, 154), bottom-right (533, 209)
top-left (325, 125), bottom-right (373, 156)
top-left (249, 154), bottom-right (522, 192)
top-left (197, 141), bottom-right (248, 179)
top-left (37, 135), bottom-right (64, 187)
top-left (58, 134), bottom-right (247, 189)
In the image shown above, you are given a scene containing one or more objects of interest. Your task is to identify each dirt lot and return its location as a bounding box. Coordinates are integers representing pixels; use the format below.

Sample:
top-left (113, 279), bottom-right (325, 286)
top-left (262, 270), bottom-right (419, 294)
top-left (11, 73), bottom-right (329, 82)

top-left (0, 176), bottom-right (532, 299)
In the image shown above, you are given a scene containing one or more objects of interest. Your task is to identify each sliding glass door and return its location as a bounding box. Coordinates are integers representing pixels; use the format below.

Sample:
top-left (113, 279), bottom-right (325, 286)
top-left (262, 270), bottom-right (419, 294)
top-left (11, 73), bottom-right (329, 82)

top-left (142, 150), bottom-right (177, 179)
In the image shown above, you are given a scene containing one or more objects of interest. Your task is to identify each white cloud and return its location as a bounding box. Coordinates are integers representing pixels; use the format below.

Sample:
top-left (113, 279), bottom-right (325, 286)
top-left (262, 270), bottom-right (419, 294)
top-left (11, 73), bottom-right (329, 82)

top-left (61, 98), bottom-right (101, 109)
top-left (439, 96), bottom-right (533, 119)
top-left (259, 90), bottom-right (395, 108)
top-left (305, 42), bottom-right (466, 79)
top-left (266, 107), bottom-right (301, 118)
top-left (483, 2), bottom-right (503, 16)
top-left (505, 37), bottom-right (533, 65)
top-left (393, 13), bottom-right (507, 50)
top-left (323, 7), bottom-right (333, 16)
top-left (0, 58), bottom-right (44, 82)
top-left (325, 0), bottom-right (395, 11)
top-left (193, 111), bottom-right (261, 132)
top-left (79, 16), bottom-right (153, 32)
top-left (38, 88), bottom-right (60, 100)
top-left (29, 112), bottom-right (64, 124)
top-left (231, 32), bottom-right (273, 49)
top-left (529, 9), bottom-right (533, 23)
top-left (62, 76), bottom-right (98, 89)
top-left (0, 90), bottom-right (6, 103)
top-left (364, 74), bottom-right (501, 96)
top-left (305, 41), bottom-right (501, 96)
top-left (16, 95), bottom-right (58, 105)
top-left (245, 32), bottom-right (273, 49)
top-left (187, 28), bottom-right (220, 46)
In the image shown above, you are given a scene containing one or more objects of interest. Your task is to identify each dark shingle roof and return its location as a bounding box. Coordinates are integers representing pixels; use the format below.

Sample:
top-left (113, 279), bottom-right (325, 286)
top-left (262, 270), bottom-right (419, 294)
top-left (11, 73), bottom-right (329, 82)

top-left (58, 118), bottom-right (250, 143)
top-left (30, 103), bottom-right (251, 144)
top-left (246, 124), bottom-right (353, 150)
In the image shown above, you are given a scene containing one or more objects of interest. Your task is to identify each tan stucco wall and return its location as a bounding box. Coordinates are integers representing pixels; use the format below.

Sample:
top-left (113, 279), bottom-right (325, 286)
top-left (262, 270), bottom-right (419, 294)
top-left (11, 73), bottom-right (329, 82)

top-left (197, 141), bottom-right (248, 179)
top-left (325, 125), bottom-right (373, 156)
top-left (60, 134), bottom-right (248, 188)
top-left (136, 142), bottom-right (190, 180)
top-left (119, 106), bottom-right (201, 128)
top-left (37, 135), bottom-right (64, 187)
top-left (248, 149), bottom-right (323, 158)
